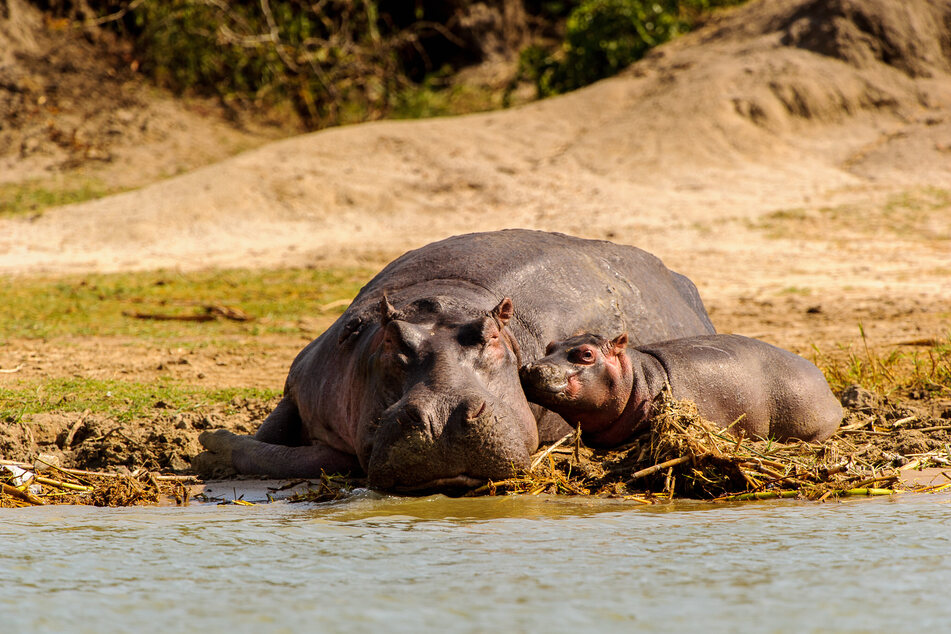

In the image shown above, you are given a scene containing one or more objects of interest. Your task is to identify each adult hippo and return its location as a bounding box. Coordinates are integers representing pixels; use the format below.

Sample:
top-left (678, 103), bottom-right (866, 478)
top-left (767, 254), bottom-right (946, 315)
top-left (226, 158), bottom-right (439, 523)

top-left (199, 229), bottom-right (715, 492)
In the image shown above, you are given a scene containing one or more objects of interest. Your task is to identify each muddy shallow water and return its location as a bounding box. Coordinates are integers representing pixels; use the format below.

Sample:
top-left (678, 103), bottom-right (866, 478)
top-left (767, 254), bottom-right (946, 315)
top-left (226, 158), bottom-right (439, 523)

top-left (3, 493), bottom-right (950, 632)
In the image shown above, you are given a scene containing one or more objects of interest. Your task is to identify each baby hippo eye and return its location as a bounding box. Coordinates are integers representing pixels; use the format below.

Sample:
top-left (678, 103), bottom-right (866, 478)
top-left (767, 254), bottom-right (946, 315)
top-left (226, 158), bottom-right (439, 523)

top-left (571, 347), bottom-right (596, 364)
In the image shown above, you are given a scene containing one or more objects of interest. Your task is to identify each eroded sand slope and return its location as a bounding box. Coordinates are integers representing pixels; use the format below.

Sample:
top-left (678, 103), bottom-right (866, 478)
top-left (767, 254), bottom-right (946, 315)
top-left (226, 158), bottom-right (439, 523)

top-left (2, 0), bottom-right (949, 346)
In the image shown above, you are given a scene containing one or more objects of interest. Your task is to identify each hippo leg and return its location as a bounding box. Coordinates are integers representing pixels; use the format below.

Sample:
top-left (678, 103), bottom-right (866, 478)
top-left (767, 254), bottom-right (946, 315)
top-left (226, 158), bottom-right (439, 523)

top-left (198, 429), bottom-right (361, 478)
top-left (253, 396), bottom-right (304, 445)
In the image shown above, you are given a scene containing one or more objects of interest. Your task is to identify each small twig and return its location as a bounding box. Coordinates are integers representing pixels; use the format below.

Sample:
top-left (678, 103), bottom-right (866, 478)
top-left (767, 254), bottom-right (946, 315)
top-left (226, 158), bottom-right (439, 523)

top-left (0, 364), bottom-right (23, 374)
top-left (624, 455), bottom-right (691, 485)
top-left (837, 421), bottom-right (868, 432)
top-left (529, 432), bottom-right (574, 471)
top-left (851, 474), bottom-right (899, 489)
top-left (64, 410), bottom-right (90, 448)
top-left (918, 425), bottom-right (951, 433)
top-left (574, 422), bottom-right (581, 462)
top-left (123, 311), bottom-right (215, 322)
top-left (39, 464), bottom-right (122, 478)
top-left (0, 459), bottom-right (33, 469)
top-left (34, 476), bottom-right (93, 492)
top-left (724, 490), bottom-right (799, 501)
top-left (1, 482), bottom-right (45, 505)
top-left (83, 0), bottom-right (147, 27)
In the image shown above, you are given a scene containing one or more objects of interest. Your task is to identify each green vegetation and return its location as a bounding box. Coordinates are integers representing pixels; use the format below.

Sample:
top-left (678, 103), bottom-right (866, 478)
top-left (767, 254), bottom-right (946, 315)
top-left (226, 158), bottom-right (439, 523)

top-left (51, 1), bottom-right (751, 129)
top-left (0, 377), bottom-right (277, 425)
top-left (0, 266), bottom-right (369, 342)
top-left (76, 0), bottom-right (516, 128)
top-left (814, 325), bottom-right (951, 398)
top-left (755, 187), bottom-right (951, 241)
top-left (779, 286), bottom-right (813, 296)
top-left (0, 177), bottom-right (116, 216)
top-left (391, 76), bottom-right (503, 120)
top-left (517, 0), bottom-right (747, 97)
top-left (0, 265), bottom-right (369, 431)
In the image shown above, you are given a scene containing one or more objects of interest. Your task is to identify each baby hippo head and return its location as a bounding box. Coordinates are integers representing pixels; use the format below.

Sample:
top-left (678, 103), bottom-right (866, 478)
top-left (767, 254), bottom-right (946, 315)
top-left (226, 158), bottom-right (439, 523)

top-left (519, 333), bottom-right (630, 426)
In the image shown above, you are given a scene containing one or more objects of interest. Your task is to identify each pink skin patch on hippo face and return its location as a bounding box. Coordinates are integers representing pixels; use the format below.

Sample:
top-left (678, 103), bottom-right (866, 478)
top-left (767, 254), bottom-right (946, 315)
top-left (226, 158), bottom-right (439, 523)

top-left (559, 343), bottom-right (601, 400)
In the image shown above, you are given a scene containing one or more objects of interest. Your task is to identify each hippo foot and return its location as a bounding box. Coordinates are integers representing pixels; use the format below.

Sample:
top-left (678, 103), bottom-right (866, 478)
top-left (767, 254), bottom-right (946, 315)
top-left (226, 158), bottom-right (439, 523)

top-left (194, 430), bottom-right (241, 478)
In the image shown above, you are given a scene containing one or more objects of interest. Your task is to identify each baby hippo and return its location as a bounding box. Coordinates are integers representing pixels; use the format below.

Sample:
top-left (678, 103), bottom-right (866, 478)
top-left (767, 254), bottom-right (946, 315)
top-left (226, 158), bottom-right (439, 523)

top-left (520, 333), bottom-right (842, 447)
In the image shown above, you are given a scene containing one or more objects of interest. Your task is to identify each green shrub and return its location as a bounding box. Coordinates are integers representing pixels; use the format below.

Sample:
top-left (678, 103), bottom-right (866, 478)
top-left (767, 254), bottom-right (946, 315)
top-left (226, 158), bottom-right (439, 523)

top-left (519, 0), bottom-right (747, 97)
top-left (118, 0), bottom-right (405, 127)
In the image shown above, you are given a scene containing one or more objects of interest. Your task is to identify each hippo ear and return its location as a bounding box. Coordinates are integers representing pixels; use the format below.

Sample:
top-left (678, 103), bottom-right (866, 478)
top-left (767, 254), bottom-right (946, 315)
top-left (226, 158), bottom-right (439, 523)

top-left (491, 298), bottom-right (514, 329)
top-left (609, 333), bottom-right (629, 355)
top-left (379, 293), bottom-right (400, 324)
top-left (385, 320), bottom-right (425, 354)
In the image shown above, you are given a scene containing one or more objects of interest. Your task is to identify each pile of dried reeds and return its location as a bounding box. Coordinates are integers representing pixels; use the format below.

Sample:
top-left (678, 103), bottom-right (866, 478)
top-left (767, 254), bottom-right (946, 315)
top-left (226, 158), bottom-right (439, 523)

top-left (0, 458), bottom-right (195, 508)
top-left (476, 395), bottom-right (951, 503)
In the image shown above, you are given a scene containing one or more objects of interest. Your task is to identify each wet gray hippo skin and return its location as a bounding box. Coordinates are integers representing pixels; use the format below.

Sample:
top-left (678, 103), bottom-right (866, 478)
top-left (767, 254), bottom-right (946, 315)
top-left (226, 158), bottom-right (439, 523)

top-left (199, 229), bottom-right (715, 493)
top-left (520, 333), bottom-right (842, 447)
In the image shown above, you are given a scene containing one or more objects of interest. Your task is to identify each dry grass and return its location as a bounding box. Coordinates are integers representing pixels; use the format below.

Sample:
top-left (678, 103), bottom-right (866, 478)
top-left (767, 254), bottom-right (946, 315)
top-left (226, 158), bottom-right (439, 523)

top-left (0, 459), bottom-right (194, 508)
top-left (473, 393), bottom-right (951, 504)
top-left (813, 326), bottom-right (951, 398)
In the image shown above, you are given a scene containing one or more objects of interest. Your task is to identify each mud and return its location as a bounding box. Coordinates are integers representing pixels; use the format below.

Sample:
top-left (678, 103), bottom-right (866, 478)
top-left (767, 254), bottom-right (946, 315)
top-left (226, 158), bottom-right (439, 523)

top-left (1, 397), bottom-right (279, 476)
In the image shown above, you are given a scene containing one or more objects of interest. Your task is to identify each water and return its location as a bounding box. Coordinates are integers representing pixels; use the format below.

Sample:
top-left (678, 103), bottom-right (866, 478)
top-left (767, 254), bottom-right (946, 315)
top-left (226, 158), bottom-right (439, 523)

top-left (2, 493), bottom-right (949, 633)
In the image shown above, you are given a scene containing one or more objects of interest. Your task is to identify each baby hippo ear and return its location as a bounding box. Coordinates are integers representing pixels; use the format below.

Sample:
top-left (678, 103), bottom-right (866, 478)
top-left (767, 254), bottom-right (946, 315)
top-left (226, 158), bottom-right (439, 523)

top-left (609, 333), bottom-right (629, 356)
top-left (491, 297), bottom-right (514, 329)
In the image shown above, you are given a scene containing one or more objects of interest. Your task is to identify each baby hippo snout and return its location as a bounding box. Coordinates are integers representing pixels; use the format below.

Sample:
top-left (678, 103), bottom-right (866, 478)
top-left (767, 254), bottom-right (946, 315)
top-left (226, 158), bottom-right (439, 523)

top-left (520, 362), bottom-right (570, 395)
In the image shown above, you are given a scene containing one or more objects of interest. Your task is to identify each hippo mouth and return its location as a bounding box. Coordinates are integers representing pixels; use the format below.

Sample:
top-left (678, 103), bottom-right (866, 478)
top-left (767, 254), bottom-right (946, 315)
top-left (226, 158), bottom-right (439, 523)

top-left (520, 364), bottom-right (580, 401)
top-left (392, 474), bottom-right (485, 496)
top-left (524, 373), bottom-right (581, 404)
top-left (529, 378), bottom-right (569, 394)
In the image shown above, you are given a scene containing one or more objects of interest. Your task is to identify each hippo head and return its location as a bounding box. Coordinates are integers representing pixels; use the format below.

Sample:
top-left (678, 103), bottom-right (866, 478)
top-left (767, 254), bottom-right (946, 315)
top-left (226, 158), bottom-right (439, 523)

top-left (359, 295), bottom-right (538, 493)
top-left (519, 333), bottom-right (632, 433)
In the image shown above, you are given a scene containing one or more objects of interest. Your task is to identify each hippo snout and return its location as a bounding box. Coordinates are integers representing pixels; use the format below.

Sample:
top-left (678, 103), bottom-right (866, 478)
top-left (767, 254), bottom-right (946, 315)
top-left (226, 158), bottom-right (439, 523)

top-left (520, 362), bottom-right (570, 395)
top-left (366, 389), bottom-right (535, 493)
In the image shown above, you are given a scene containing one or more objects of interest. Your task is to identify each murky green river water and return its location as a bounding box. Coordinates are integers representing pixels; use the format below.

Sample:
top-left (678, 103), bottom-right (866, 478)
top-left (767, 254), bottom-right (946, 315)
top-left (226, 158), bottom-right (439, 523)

top-left (2, 493), bottom-right (949, 633)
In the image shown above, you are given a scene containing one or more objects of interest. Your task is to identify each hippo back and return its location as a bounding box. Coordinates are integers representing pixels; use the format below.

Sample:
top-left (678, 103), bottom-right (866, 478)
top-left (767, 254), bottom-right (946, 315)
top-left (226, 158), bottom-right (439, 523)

top-left (334, 229), bottom-right (715, 358)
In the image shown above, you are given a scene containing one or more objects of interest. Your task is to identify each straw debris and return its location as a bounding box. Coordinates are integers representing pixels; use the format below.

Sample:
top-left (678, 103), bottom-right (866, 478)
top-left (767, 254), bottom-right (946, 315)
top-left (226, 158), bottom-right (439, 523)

top-left (0, 462), bottom-right (194, 508)
top-left (474, 390), bottom-right (951, 504)
top-left (288, 473), bottom-right (364, 504)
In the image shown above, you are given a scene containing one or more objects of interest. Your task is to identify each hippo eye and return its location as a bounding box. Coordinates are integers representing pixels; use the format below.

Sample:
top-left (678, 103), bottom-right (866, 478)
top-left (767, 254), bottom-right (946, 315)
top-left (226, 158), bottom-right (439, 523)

top-left (571, 347), bottom-right (595, 364)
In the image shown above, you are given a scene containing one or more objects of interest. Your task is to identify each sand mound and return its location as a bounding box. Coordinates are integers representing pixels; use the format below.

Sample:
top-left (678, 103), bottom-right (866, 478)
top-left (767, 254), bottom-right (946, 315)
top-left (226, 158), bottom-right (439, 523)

top-left (778, 0), bottom-right (951, 78)
top-left (1, 0), bottom-right (948, 302)
top-left (0, 1), bottom-right (276, 191)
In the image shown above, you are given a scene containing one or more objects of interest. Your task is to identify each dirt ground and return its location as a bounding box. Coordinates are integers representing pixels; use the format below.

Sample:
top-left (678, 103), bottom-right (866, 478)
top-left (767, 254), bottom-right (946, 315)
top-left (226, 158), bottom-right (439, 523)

top-left (1, 0), bottom-right (950, 487)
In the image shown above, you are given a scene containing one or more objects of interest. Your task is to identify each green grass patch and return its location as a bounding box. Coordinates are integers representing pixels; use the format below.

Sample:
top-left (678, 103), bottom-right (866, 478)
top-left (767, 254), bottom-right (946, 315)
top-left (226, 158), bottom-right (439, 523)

top-left (0, 266), bottom-right (372, 342)
top-left (0, 177), bottom-right (117, 216)
top-left (814, 325), bottom-right (951, 398)
top-left (754, 187), bottom-right (951, 241)
top-left (392, 76), bottom-right (502, 120)
top-left (778, 286), bottom-right (812, 295)
top-left (0, 376), bottom-right (279, 424)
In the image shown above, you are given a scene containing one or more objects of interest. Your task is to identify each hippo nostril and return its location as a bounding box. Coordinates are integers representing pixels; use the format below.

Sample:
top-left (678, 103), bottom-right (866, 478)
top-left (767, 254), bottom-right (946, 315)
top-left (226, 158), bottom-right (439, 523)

top-left (468, 401), bottom-right (487, 421)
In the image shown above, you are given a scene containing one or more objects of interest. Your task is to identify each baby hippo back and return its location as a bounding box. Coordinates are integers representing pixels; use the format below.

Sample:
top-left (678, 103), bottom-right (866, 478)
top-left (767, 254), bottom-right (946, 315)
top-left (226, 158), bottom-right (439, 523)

top-left (637, 334), bottom-right (841, 442)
